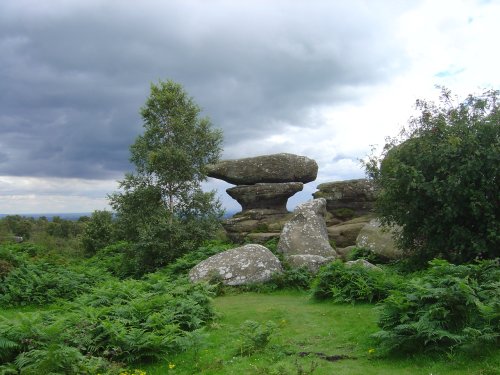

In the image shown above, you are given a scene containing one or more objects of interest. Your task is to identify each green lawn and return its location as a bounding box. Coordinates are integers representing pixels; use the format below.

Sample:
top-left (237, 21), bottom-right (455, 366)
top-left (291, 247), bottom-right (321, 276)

top-left (142, 291), bottom-right (500, 375)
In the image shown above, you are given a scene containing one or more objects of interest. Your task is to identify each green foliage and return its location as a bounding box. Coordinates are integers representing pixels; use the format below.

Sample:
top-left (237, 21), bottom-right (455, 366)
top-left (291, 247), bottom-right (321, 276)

top-left (81, 210), bottom-right (115, 255)
top-left (0, 274), bottom-right (216, 372)
top-left (268, 266), bottom-right (314, 291)
top-left (347, 246), bottom-right (390, 264)
top-left (0, 243), bottom-right (111, 306)
top-left (235, 320), bottom-right (278, 356)
top-left (365, 88), bottom-right (500, 265)
top-left (109, 79), bottom-right (224, 276)
top-left (311, 260), bottom-right (402, 303)
top-left (372, 259), bottom-right (500, 354)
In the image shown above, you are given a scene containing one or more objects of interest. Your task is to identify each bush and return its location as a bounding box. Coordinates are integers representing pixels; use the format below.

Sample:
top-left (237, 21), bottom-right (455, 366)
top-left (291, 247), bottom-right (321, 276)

top-left (365, 88), bottom-right (500, 265)
top-left (0, 275), bottom-right (216, 371)
top-left (372, 259), bottom-right (500, 354)
top-left (311, 260), bottom-right (402, 303)
top-left (81, 210), bottom-right (115, 255)
top-left (347, 246), bottom-right (390, 264)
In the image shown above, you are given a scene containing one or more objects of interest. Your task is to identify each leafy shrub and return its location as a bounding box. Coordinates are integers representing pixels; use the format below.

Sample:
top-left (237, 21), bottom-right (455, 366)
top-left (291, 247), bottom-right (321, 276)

top-left (0, 244), bottom-right (112, 306)
top-left (0, 275), bottom-right (216, 371)
top-left (268, 265), bottom-right (314, 291)
top-left (235, 320), bottom-right (278, 356)
top-left (365, 89), bottom-right (500, 265)
top-left (347, 246), bottom-right (390, 264)
top-left (311, 260), bottom-right (402, 303)
top-left (81, 210), bottom-right (116, 255)
top-left (372, 259), bottom-right (500, 354)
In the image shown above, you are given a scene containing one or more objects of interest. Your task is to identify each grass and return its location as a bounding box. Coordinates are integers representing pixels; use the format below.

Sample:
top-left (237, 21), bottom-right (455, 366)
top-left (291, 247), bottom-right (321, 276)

top-left (142, 291), bottom-right (500, 375)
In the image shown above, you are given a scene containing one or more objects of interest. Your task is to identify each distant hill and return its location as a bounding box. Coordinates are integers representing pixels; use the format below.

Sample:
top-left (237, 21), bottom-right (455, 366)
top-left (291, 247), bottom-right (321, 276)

top-left (0, 213), bottom-right (92, 221)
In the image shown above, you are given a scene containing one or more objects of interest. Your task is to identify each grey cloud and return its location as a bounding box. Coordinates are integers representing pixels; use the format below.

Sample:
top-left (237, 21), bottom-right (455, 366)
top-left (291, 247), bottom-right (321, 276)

top-left (0, 0), bottom-right (414, 179)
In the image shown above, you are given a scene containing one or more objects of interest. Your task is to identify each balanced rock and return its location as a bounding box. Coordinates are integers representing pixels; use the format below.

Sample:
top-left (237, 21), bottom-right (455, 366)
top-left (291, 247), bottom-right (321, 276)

top-left (207, 153), bottom-right (318, 185)
top-left (227, 182), bottom-right (303, 213)
top-left (313, 179), bottom-right (376, 222)
top-left (189, 244), bottom-right (282, 286)
top-left (278, 198), bottom-right (337, 261)
top-left (356, 219), bottom-right (403, 260)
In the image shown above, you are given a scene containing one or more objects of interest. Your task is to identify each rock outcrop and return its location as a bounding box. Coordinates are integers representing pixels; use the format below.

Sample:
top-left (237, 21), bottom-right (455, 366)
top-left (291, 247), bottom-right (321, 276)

top-left (278, 198), bottom-right (337, 271)
top-left (208, 153), bottom-right (318, 242)
top-left (356, 219), bottom-right (403, 260)
top-left (313, 179), bottom-right (376, 223)
top-left (189, 244), bottom-right (282, 285)
top-left (313, 179), bottom-right (377, 251)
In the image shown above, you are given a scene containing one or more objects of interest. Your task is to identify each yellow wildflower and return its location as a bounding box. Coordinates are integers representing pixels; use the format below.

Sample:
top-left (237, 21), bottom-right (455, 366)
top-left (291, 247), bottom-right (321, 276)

top-left (169, 363), bottom-right (176, 369)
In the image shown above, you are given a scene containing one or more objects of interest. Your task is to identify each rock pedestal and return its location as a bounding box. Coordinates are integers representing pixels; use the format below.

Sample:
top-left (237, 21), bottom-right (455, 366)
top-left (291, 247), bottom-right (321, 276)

top-left (208, 153), bottom-right (318, 242)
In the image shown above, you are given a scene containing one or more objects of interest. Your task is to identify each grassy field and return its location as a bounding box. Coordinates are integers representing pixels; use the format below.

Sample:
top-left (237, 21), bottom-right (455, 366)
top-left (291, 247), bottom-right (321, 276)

top-left (141, 291), bottom-right (500, 375)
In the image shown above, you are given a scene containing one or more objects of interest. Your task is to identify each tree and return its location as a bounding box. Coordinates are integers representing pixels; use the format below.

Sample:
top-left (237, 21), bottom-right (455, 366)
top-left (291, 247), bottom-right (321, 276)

top-left (81, 210), bottom-right (115, 255)
top-left (109, 80), bottom-right (224, 275)
top-left (365, 88), bottom-right (499, 265)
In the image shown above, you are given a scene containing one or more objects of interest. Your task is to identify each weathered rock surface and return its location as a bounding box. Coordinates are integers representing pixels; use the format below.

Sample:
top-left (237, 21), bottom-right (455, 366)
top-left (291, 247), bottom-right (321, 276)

top-left (189, 244), bottom-right (282, 285)
top-left (327, 221), bottom-right (368, 248)
top-left (207, 153), bottom-right (318, 185)
top-left (345, 259), bottom-right (382, 271)
top-left (222, 211), bottom-right (292, 243)
top-left (356, 219), bottom-right (403, 260)
top-left (313, 179), bottom-right (376, 222)
top-left (227, 182), bottom-right (303, 213)
top-left (278, 198), bottom-right (337, 262)
top-left (286, 254), bottom-right (333, 273)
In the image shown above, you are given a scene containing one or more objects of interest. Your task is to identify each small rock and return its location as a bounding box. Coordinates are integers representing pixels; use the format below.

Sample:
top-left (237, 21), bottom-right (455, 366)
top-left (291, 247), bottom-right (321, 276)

top-left (345, 259), bottom-right (382, 271)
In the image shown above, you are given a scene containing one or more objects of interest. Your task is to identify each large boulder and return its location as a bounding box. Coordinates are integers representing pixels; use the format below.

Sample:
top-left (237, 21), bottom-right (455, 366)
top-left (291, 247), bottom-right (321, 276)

top-left (227, 182), bottom-right (303, 213)
top-left (207, 153), bottom-right (318, 185)
top-left (356, 219), bottom-right (403, 260)
top-left (278, 198), bottom-right (337, 260)
top-left (313, 179), bottom-right (377, 221)
top-left (189, 244), bottom-right (282, 285)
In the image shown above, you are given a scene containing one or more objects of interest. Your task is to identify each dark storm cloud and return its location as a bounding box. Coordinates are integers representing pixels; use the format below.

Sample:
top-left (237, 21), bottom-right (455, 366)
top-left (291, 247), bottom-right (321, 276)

top-left (0, 0), bottom-right (413, 179)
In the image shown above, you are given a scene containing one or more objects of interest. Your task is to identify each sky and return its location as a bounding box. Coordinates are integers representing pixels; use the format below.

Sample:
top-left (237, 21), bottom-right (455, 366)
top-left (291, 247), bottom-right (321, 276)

top-left (1, 0), bottom-right (499, 214)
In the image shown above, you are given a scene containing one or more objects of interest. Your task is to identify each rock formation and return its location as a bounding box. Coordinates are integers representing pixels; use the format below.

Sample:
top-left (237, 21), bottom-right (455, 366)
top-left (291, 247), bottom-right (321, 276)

top-left (313, 179), bottom-right (376, 224)
top-left (189, 244), bottom-right (282, 285)
top-left (207, 153), bottom-right (318, 242)
top-left (356, 219), bottom-right (403, 260)
top-left (277, 198), bottom-right (337, 272)
top-left (313, 179), bottom-right (377, 252)
top-left (206, 153), bottom-right (318, 185)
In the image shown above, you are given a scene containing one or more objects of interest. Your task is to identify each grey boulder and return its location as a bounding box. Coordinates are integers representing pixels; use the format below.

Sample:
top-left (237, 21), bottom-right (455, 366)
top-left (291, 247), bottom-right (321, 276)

top-left (206, 153), bottom-right (318, 185)
top-left (356, 219), bottom-right (403, 260)
top-left (189, 244), bottom-right (282, 285)
top-left (278, 198), bottom-right (337, 260)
